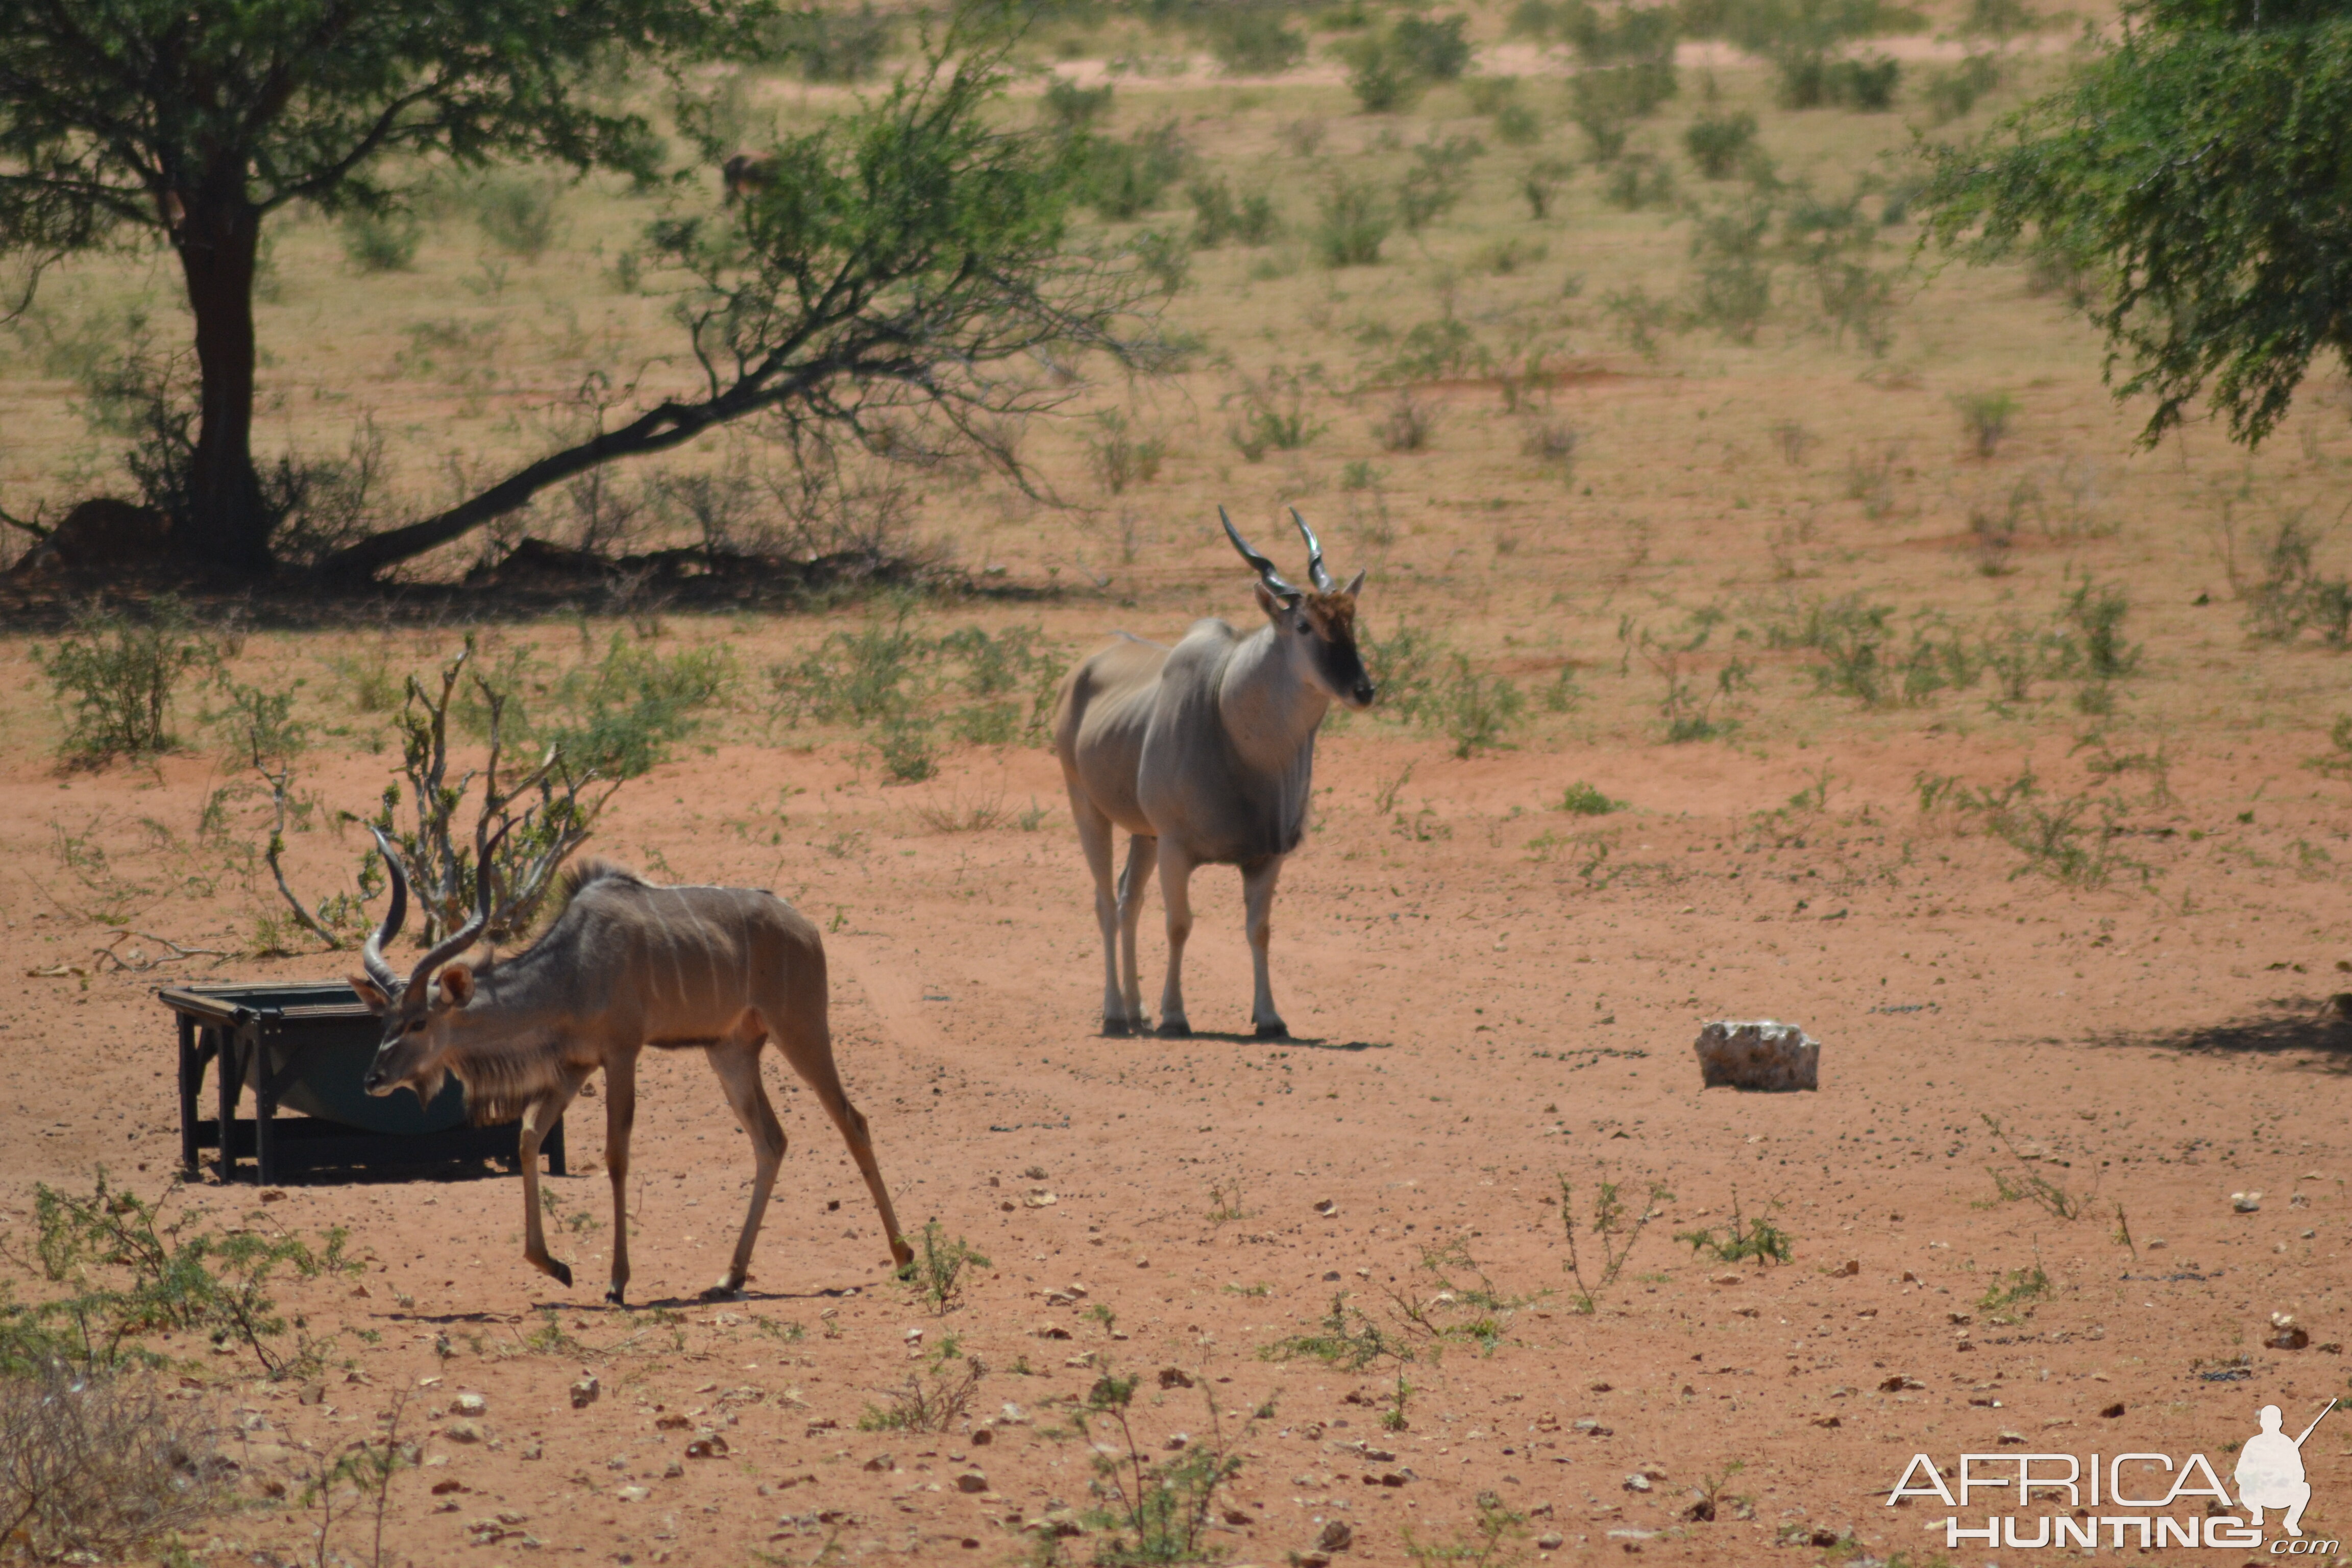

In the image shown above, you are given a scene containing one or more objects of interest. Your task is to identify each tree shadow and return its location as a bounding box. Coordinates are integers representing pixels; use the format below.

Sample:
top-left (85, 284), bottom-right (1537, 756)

top-left (2084, 995), bottom-right (2352, 1072)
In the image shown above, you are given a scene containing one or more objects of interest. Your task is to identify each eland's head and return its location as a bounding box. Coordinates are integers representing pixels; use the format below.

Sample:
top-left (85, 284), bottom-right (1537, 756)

top-left (1220, 507), bottom-right (1376, 710)
top-left (349, 826), bottom-right (498, 1105)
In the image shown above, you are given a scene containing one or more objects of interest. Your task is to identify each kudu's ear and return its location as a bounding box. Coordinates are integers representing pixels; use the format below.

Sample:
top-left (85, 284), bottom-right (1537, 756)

top-left (1252, 581), bottom-right (1296, 618)
top-left (1343, 569), bottom-right (1366, 597)
top-left (437, 964), bottom-right (476, 1008)
top-left (350, 975), bottom-right (390, 1012)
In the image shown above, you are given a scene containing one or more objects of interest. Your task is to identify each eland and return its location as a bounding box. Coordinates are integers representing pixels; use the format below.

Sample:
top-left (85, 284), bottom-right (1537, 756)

top-left (1054, 508), bottom-right (1374, 1038)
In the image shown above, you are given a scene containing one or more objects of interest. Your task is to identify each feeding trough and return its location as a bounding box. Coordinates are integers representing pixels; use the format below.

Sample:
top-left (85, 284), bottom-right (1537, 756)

top-left (161, 980), bottom-right (564, 1185)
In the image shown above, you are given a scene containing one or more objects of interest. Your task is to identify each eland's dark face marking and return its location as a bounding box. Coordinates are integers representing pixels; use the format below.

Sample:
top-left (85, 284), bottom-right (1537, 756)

top-left (1269, 584), bottom-right (1376, 710)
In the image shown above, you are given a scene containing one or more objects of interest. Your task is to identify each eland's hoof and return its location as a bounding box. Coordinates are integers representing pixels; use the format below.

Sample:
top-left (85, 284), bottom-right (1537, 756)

top-left (548, 1258), bottom-right (575, 1287)
top-left (701, 1282), bottom-right (744, 1302)
top-left (1255, 1022), bottom-right (1290, 1040)
top-left (1156, 1020), bottom-right (1193, 1039)
top-left (605, 1286), bottom-right (627, 1306)
top-left (1101, 1017), bottom-right (1134, 1038)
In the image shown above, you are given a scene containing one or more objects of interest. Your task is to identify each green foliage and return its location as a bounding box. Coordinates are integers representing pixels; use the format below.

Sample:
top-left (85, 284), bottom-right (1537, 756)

top-left (2243, 512), bottom-right (2352, 647)
top-left (1383, 1239), bottom-right (1541, 1355)
top-left (901, 1220), bottom-right (990, 1314)
top-left (1980, 1115), bottom-right (2089, 1220)
top-left (857, 1358), bottom-right (986, 1431)
top-left (33, 597), bottom-right (222, 763)
top-left (1954, 390), bottom-right (2018, 457)
top-left (1675, 1190), bottom-right (1794, 1267)
top-left (1403, 1490), bottom-right (1530, 1567)
top-left (1225, 366), bottom-right (1328, 461)
top-left (1977, 1261), bottom-right (2051, 1321)
top-left (1, 1171), bottom-right (354, 1379)
top-left (1260, 1294), bottom-right (1412, 1370)
top-left (1338, 13), bottom-right (1474, 112)
top-left (1399, 133), bottom-right (1485, 231)
top-left (1558, 781), bottom-right (1626, 816)
top-left (1041, 77), bottom-right (1115, 133)
top-left (1916, 764), bottom-right (2143, 889)
top-left (1313, 178), bottom-right (1392, 266)
top-left (1558, 1170), bottom-right (1670, 1312)
top-left (1381, 1372), bottom-right (1414, 1431)
top-left (1074, 1371), bottom-right (1250, 1565)
top-left (1919, 0), bottom-right (2352, 449)
top-left (1684, 109), bottom-right (1758, 178)
top-left (1923, 52), bottom-right (2002, 122)
top-left (765, 3), bottom-right (897, 82)
top-left (338, 208), bottom-right (422, 272)
top-left (1203, 10), bottom-right (1308, 74)
top-left (1603, 152), bottom-right (1677, 210)
top-left (542, 633), bottom-right (736, 783)
top-left (1188, 177), bottom-right (1279, 247)
top-left (1082, 121), bottom-right (1190, 221)
top-left (1363, 622), bottom-right (1446, 724)
top-left (1436, 653), bottom-right (1525, 758)
top-left (873, 713), bottom-right (939, 782)
top-left (465, 174), bottom-right (562, 259)
top-left (770, 612), bottom-right (1064, 751)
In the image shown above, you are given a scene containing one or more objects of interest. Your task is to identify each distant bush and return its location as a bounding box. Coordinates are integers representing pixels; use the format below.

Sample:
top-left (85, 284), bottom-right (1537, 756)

top-left (338, 207), bottom-right (422, 272)
top-left (1084, 121), bottom-right (1189, 220)
top-left (1923, 52), bottom-right (2000, 122)
top-left (1204, 10), bottom-right (1307, 74)
top-left (1338, 12), bottom-right (1472, 112)
top-left (1041, 77), bottom-right (1115, 132)
top-left (766, 4), bottom-right (896, 81)
top-left (1398, 135), bottom-right (1485, 231)
top-left (1312, 179), bottom-right (1392, 266)
top-left (468, 175), bottom-right (562, 259)
top-left (1189, 177), bottom-right (1280, 246)
top-left (1684, 110), bottom-right (1758, 177)
top-left (34, 597), bottom-right (223, 763)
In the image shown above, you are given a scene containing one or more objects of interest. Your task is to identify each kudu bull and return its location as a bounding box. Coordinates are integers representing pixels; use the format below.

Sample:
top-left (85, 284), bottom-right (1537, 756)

top-left (1054, 509), bottom-right (1374, 1038)
top-left (352, 827), bottom-right (910, 1303)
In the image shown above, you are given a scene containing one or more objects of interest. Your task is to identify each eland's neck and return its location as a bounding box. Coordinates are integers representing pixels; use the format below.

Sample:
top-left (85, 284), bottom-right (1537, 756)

top-left (1217, 624), bottom-right (1330, 775)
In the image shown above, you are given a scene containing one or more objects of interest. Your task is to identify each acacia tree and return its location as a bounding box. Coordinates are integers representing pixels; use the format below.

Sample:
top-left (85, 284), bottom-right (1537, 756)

top-left (318, 22), bottom-right (1159, 582)
top-left (1919, 0), bottom-right (2352, 449)
top-left (0, 0), bottom-right (765, 575)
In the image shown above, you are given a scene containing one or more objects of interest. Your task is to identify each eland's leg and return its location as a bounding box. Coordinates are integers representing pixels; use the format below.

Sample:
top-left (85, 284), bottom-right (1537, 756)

top-left (1156, 840), bottom-right (1198, 1038)
top-left (1241, 855), bottom-right (1289, 1038)
top-left (1115, 833), bottom-right (1158, 1028)
top-left (1069, 793), bottom-right (1135, 1035)
top-left (518, 1071), bottom-right (589, 1288)
top-left (603, 1052), bottom-right (639, 1305)
top-left (705, 1025), bottom-right (785, 1299)
top-left (773, 1007), bottom-right (912, 1270)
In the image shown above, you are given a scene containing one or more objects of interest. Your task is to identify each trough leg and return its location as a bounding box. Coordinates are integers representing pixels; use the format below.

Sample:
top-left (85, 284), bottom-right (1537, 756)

top-left (253, 1043), bottom-right (279, 1187)
top-left (1241, 854), bottom-right (1289, 1039)
top-left (1155, 841), bottom-right (1197, 1038)
top-left (177, 1016), bottom-right (201, 1179)
top-left (216, 1028), bottom-right (241, 1184)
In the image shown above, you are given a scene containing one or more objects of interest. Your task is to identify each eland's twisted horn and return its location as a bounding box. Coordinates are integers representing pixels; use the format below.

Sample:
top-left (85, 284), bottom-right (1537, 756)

top-left (404, 819), bottom-right (511, 998)
top-left (1289, 508), bottom-right (1335, 593)
top-left (362, 827), bottom-right (408, 995)
top-left (1219, 506), bottom-right (1302, 599)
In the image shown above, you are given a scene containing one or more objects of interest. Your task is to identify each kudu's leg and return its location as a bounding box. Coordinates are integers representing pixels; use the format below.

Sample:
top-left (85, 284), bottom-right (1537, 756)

top-left (1241, 855), bottom-right (1288, 1039)
top-left (518, 1070), bottom-right (591, 1289)
top-left (705, 1024), bottom-right (785, 1300)
top-left (773, 1009), bottom-right (913, 1270)
top-left (1069, 794), bottom-right (1135, 1035)
top-left (1155, 840), bottom-right (1198, 1038)
top-left (1115, 833), bottom-right (1157, 1028)
top-left (603, 1052), bottom-right (640, 1305)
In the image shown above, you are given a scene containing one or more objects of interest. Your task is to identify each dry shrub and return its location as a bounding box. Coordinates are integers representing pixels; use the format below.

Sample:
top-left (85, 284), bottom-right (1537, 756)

top-left (0, 1364), bottom-right (226, 1562)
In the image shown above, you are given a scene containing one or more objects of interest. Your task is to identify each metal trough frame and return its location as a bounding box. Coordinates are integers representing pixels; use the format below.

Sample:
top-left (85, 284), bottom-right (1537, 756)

top-left (160, 981), bottom-right (564, 1185)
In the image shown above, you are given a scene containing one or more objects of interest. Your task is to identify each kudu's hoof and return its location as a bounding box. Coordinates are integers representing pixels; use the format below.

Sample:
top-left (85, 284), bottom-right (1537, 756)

top-left (1156, 1020), bottom-right (1193, 1039)
top-left (1255, 1022), bottom-right (1290, 1040)
top-left (605, 1287), bottom-right (627, 1306)
top-left (890, 1239), bottom-right (916, 1270)
top-left (701, 1282), bottom-right (745, 1303)
top-left (547, 1258), bottom-right (575, 1287)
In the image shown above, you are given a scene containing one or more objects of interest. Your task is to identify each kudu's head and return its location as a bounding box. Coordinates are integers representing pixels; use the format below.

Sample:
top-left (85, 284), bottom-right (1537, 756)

top-left (350, 826), bottom-right (499, 1106)
top-left (1221, 507), bottom-right (1376, 710)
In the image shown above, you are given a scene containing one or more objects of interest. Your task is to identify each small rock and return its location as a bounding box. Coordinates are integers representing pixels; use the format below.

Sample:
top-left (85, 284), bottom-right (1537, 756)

top-left (444, 1419), bottom-right (484, 1444)
top-left (1035, 1323), bottom-right (1072, 1340)
top-left (2234, 1191), bottom-right (2264, 1213)
top-left (1997, 1430), bottom-right (2027, 1447)
top-left (1297, 1554), bottom-right (1332, 1568)
top-left (298, 1383), bottom-right (327, 1406)
top-left (655, 1413), bottom-right (691, 1430)
top-left (1693, 1019), bottom-right (1820, 1092)
top-left (1158, 1367), bottom-right (1194, 1389)
top-left (2100, 1403), bottom-right (2126, 1418)
top-left (1024, 1190), bottom-right (1058, 1208)
top-left (686, 1435), bottom-right (730, 1458)
top-left (662, 1461), bottom-right (683, 1478)
top-left (905, 1328), bottom-right (924, 1344)
top-left (2267, 1323), bottom-right (2312, 1351)
top-left (971, 1427), bottom-right (993, 1447)
top-left (617, 1486), bottom-right (650, 1503)
top-left (1316, 1518), bottom-right (1355, 1552)
top-left (431, 1479), bottom-right (464, 1496)
top-left (1163, 1434), bottom-right (1188, 1451)
top-left (1831, 1259), bottom-right (1859, 1277)
top-left (1537, 1532), bottom-right (1566, 1550)
top-left (454, 1392), bottom-right (487, 1416)
top-left (570, 1375), bottom-right (600, 1410)
top-left (1710, 1273), bottom-right (1743, 1286)
top-left (863, 1454), bottom-right (895, 1473)
top-left (957, 1471), bottom-right (989, 1493)
top-left (1023, 1166), bottom-right (1049, 1181)
top-left (1314, 1198), bottom-right (1339, 1217)
top-left (1624, 1473), bottom-right (1652, 1492)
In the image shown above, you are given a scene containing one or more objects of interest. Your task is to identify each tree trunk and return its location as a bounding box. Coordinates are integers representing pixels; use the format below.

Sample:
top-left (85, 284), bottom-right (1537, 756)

top-left (173, 196), bottom-right (273, 576)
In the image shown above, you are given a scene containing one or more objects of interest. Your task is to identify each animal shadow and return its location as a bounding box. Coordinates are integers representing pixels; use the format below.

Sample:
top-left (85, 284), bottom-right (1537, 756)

top-left (2085, 996), bottom-right (2352, 1071)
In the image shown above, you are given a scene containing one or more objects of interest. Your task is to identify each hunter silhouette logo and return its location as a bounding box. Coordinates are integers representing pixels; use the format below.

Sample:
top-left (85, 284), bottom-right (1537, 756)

top-left (1888, 1396), bottom-right (2342, 1553)
top-left (2241, 1400), bottom-right (2334, 1537)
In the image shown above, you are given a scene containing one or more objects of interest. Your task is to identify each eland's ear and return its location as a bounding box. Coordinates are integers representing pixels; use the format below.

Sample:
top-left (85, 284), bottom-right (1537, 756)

top-left (1252, 581), bottom-right (1297, 619)
top-left (350, 975), bottom-right (391, 1012)
top-left (437, 964), bottom-right (475, 1008)
top-left (1343, 569), bottom-right (1366, 597)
